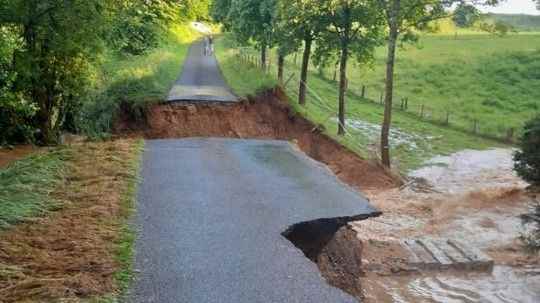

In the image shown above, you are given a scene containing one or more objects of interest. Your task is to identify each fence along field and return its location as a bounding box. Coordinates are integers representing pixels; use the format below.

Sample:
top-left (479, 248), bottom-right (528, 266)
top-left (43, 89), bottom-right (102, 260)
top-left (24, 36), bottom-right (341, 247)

top-left (235, 33), bottom-right (540, 144)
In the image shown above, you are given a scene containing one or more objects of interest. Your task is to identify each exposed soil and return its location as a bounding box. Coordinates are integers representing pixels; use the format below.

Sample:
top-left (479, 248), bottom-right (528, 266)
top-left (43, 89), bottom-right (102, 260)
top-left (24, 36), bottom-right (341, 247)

top-left (0, 145), bottom-right (36, 168)
top-left (283, 221), bottom-right (365, 299)
top-left (116, 88), bottom-right (398, 191)
top-left (0, 139), bottom-right (140, 302)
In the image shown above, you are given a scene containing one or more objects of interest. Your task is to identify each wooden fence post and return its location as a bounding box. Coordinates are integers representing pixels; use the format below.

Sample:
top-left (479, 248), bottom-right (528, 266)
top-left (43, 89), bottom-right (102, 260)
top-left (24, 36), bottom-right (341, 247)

top-left (445, 111), bottom-right (450, 125)
top-left (379, 92), bottom-right (384, 104)
top-left (361, 85), bottom-right (365, 98)
top-left (506, 127), bottom-right (515, 143)
top-left (405, 97), bottom-right (408, 110)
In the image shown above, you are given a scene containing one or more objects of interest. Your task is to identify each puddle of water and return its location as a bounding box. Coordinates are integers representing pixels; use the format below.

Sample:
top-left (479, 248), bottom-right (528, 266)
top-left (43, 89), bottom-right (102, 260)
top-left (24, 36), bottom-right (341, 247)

top-left (363, 266), bottom-right (540, 303)
top-left (409, 149), bottom-right (527, 194)
top-left (334, 118), bottom-right (432, 150)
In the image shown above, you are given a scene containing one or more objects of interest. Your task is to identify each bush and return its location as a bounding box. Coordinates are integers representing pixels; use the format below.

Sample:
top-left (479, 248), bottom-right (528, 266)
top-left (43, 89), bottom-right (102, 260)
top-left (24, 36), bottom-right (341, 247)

top-left (514, 116), bottom-right (540, 186)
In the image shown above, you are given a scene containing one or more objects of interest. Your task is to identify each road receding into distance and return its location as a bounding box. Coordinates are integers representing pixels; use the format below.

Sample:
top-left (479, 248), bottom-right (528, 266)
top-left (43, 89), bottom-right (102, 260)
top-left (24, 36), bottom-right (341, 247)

top-left (167, 39), bottom-right (237, 103)
top-left (131, 138), bottom-right (379, 303)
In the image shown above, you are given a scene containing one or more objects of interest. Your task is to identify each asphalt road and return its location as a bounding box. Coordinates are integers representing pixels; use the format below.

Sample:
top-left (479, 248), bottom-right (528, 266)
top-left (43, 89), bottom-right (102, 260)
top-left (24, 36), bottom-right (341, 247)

top-left (131, 138), bottom-right (379, 303)
top-left (167, 39), bottom-right (237, 102)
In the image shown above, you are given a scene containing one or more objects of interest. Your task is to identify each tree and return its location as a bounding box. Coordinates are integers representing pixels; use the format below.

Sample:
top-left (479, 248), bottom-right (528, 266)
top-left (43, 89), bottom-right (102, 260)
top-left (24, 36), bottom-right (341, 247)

top-left (228, 0), bottom-right (277, 70)
top-left (514, 116), bottom-right (540, 187)
top-left (181, 0), bottom-right (212, 21)
top-left (453, 3), bottom-right (480, 27)
top-left (317, 0), bottom-right (384, 135)
top-left (276, 0), bottom-right (326, 105)
top-left (376, 0), bottom-right (451, 167)
top-left (211, 0), bottom-right (233, 30)
top-left (376, 0), bottom-right (500, 168)
top-left (0, 0), bottom-right (111, 145)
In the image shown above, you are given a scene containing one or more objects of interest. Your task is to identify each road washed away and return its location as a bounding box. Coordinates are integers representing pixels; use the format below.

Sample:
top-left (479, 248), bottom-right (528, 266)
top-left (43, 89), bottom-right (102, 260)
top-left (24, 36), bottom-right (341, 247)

top-left (354, 148), bottom-right (540, 303)
top-left (130, 138), bottom-right (380, 303)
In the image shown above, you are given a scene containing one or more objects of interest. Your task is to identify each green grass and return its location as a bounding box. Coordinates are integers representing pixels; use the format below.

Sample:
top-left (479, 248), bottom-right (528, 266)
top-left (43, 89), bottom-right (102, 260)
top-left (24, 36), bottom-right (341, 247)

top-left (305, 33), bottom-right (540, 139)
top-left (80, 23), bottom-right (203, 135)
top-left (215, 34), bottom-right (508, 171)
top-left (0, 149), bottom-right (69, 229)
top-left (113, 139), bottom-right (144, 301)
top-left (214, 36), bottom-right (277, 96)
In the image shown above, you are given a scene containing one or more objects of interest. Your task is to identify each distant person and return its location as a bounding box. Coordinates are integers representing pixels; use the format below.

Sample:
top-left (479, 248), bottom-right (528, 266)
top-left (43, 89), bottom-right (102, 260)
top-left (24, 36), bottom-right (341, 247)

top-left (203, 36), bottom-right (210, 56)
top-left (209, 35), bottom-right (214, 55)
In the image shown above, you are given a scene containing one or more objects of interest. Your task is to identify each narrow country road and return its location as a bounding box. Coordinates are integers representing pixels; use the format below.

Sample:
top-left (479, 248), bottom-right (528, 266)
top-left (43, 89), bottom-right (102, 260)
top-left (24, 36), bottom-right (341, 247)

top-left (131, 139), bottom-right (378, 302)
top-left (132, 38), bottom-right (379, 302)
top-left (167, 39), bottom-right (237, 102)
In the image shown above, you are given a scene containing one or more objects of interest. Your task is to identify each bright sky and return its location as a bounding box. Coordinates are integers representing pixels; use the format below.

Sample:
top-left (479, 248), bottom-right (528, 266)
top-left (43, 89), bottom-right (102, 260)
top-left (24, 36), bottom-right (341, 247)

top-left (478, 0), bottom-right (540, 15)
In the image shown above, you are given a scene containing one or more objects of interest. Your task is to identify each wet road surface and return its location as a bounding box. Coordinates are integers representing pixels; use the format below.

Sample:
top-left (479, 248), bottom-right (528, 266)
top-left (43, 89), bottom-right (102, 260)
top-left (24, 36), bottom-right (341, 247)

top-left (167, 40), bottom-right (237, 102)
top-left (131, 138), bottom-right (379, 303)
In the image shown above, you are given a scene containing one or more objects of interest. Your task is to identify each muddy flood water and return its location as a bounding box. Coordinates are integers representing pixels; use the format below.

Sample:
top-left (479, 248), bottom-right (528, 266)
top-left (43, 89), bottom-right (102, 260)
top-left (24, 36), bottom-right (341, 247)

top-left (358, 148), bottom-right (540, 303)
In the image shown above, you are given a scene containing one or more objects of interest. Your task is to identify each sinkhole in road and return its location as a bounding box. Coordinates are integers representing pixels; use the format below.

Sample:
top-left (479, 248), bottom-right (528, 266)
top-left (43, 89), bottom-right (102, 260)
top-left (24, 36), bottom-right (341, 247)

top-left (281, 217), bottom-right (367, 300)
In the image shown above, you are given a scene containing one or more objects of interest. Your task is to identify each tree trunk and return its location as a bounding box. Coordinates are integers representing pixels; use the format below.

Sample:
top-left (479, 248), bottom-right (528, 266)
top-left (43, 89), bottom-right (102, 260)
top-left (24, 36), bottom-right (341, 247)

top-left (381, 8), bottom-right (400, 168)
top-left (338, 43), bottom-right (349, 136)
top-left (261, 44), bottom-right (267, 71)
top-left (277, 53), bottom-right (285, 85)
top-left (299, 35), bottom-right (312, 105)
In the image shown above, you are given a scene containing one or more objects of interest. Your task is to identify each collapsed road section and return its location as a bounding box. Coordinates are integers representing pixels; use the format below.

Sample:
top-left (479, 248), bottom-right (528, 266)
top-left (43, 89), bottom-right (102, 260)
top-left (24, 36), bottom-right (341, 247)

top-left (130, 138), bottom-right (381, 303)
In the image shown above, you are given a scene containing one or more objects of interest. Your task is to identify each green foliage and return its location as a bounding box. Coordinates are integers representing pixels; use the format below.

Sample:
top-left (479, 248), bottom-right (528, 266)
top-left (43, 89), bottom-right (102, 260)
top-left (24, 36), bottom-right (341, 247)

top-left (1, 0), bottom-right (109, 145)
top-left (0, 149), bottom-right (68, 229)
top-left (211, 0), bottom-right (232, 28)
top-left (228, 0), bottom-right (276, 48)
top-left (0, 26), bottom-right (36, 144)
top-left (181, 0), bottom-right (212, 21)
top-left (514, 116), bottom-right (540, 186)
top-left (453, 3), bottom-right (480, 28)
top-left (486, 13), bottom-right (540, 32)
top-left (78, 24), bottom-right (201, 136)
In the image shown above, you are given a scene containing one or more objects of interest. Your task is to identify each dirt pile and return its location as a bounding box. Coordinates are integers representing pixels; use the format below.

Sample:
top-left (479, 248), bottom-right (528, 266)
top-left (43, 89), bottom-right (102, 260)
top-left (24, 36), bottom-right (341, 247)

top-left (117, 88), bottom-right (397, 191)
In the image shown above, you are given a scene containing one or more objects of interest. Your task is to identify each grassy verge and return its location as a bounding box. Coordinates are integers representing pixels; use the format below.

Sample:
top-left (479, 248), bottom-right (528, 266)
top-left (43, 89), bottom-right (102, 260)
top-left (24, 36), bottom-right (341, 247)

top-left (215, 34), bottom-right (506, 171)
top-left (80, 23), bottom-right (203, 136)
top-left (0, 139), bottom-right (144, 302)
top-left (0, 149), bottom-right (69, 229)
top-left (214, 36), bottom-right (277, 97)
top-left (113, 139), bottom-right (144, 300)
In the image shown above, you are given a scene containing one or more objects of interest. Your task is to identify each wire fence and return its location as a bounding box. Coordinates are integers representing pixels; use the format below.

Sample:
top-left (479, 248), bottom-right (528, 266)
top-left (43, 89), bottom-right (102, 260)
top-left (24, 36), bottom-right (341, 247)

top-left (235, 47), bottom-right (531, 145)
top-left (234, 48), bottom-right (384, 160)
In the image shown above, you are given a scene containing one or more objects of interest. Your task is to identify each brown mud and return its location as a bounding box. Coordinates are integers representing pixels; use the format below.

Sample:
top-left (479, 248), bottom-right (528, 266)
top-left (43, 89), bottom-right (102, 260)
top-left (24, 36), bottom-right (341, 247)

top-left (0, 145), bottom-right (36, 169)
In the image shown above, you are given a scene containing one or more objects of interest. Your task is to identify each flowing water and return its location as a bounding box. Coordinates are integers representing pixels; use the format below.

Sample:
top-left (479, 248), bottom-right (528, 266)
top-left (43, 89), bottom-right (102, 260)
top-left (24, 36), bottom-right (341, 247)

top-left (361, 148), bottom-right (539, 303)
top-left (363, 266), bottom-right (540, 303)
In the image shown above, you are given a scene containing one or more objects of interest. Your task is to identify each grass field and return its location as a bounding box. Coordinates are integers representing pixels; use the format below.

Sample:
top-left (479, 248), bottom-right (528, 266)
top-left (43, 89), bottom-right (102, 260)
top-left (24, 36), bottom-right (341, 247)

top-left (215, 34), bottom-right (513, 171)
top-left (292, 33), bottom-right (540, 139)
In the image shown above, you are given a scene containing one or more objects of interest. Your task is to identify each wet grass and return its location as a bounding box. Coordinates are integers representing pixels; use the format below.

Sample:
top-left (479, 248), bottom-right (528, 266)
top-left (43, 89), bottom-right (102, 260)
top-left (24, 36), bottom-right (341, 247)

top-left (0, 149), bottom-right (69, 229)
top-left (0, 139), bottom-right (144, 303)
top-left (215, 34), bottom-right (506, 171)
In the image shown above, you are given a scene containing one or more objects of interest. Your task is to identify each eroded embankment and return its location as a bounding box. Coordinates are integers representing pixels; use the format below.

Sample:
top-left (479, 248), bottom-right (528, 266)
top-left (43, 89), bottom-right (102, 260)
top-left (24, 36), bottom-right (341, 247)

top-left (282, 219), bottom-right (367, 298)
top-left (116, 88), bottom-right (397, 192)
